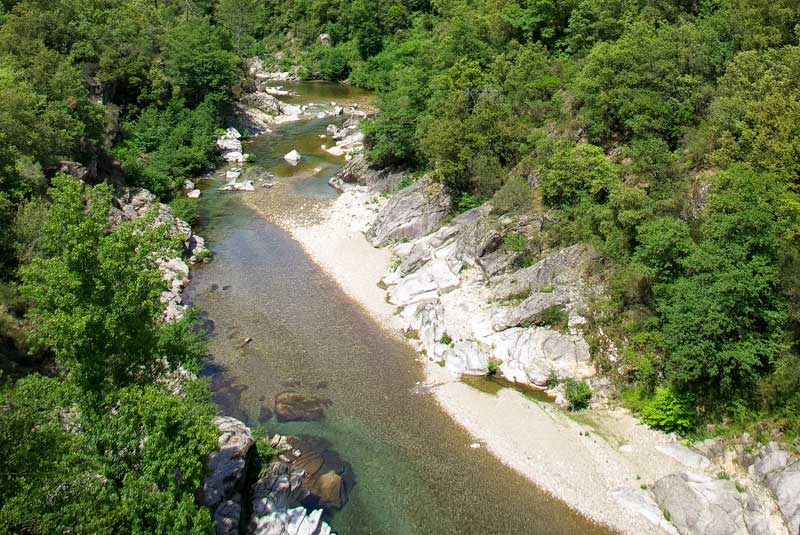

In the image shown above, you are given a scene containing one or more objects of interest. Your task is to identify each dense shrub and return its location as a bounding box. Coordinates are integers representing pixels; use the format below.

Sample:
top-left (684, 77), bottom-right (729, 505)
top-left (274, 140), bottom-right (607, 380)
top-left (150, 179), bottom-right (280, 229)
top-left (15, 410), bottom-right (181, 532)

top-left (639, 386), bottom-right (696, 434)
top-left (170, 197), bottom-right (200, 226)
top-left (492, 175), bottom-right (533, 215)
top-left (564, 379), bottom-right (593, 411)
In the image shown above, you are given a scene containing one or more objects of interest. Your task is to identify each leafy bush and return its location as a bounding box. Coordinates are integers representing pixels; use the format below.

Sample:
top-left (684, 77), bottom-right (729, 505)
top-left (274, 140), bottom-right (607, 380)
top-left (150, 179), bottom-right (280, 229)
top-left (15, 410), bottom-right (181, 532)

top-left (116, 99), bottom-right (219, 199)
top-left (502, 233), bottom-right (535, 268)
top-left (170, 197), bottom-right (199, 226)
top-left (456, 192), bottom-right (482, 213)
top-left (564, 379), bottom-right (593, 411)
top-left (640, 386), bottom-right (696, 434)
top-left (304, 42), bottom-right (358, 81)
top-left (487, 357), bottom-right (501, 376)
top-left (440, 332), bottom-right (453, 346)
top-left (492, 175), bottom-right (533, 215)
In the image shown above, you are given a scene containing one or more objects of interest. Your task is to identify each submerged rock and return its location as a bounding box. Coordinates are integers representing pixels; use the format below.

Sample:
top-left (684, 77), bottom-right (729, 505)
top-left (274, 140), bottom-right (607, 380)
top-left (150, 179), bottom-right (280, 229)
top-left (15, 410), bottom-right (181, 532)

top-left (274, 392), bottom-right (331, 422)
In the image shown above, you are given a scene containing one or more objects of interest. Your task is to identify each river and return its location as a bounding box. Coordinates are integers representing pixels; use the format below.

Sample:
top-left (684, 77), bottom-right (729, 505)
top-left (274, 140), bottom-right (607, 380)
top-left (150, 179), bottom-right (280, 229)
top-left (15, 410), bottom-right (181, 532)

top-left (187, 82), bottom-right (613, 535)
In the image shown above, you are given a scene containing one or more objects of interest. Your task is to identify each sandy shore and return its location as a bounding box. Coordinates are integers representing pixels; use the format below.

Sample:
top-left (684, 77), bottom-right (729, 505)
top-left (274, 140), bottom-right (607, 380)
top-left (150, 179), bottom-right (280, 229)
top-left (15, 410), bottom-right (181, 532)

top-left (241, 185), bottom-right (702, 535)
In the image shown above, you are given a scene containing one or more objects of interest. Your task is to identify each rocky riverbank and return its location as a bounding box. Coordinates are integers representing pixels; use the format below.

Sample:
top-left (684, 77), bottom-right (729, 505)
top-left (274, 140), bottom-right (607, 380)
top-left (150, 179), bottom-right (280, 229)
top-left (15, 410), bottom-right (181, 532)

top-left (266, 135), bottom-right (799, 535)
top-left (221, 73), bottom-right (799, 535)
top-left (198, 416), bottom-right (343, 535)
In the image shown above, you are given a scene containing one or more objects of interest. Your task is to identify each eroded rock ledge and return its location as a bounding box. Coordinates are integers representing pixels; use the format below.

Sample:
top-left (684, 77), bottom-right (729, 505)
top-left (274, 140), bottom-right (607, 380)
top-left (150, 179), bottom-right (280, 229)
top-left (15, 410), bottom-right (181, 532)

top-left (111, 187), bottom-right (209, 322)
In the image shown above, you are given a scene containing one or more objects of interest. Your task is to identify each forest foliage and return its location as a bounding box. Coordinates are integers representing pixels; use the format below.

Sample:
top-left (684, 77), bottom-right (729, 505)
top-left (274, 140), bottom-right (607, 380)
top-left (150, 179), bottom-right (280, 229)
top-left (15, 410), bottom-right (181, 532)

top-left (1, 0), bottom-right (800, 530)
top-left (0, 1), bottom-right (237, 532)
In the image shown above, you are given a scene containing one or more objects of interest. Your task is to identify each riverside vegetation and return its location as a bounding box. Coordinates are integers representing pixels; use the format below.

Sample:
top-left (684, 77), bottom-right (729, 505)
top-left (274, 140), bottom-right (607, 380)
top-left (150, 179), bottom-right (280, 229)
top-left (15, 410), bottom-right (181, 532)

top-left (0, 1), bottom-right (242, 532)
top-left (0, 0), bottom-right (799, 533)
top-left (258, 0), bottom-right (800, 444)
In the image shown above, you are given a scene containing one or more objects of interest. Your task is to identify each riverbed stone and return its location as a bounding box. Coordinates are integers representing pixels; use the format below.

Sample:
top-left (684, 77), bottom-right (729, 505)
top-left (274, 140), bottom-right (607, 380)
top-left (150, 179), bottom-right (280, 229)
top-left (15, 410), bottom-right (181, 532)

top-left (285, 150), bottom-right (302, 165)
top-left (274, 392), bottom-right (329, 422)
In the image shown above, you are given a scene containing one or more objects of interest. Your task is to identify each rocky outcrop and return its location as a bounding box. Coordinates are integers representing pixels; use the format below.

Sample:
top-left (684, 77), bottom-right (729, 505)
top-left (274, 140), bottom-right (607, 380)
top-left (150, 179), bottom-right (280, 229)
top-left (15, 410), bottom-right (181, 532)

top-left (380, 205), bottom-right (597, 388)
top-left (110, 187), bottom-right (209, 322)
top-left (52, 160), bottom-right (89, 180)
top-left (199, 417), bottom-right (256, 535)
top-left (249, 462), bottom-right (329, 535)
top-left (611, 487), bottom-right (680, 535)
top-left (241, 92), bottom-right (284, 116)
top-left (367, 177), bottom-right (451, 247)
top-left (218, 127), bottom-right (248, 163)
top-left (199, 419), bottom-right (339, 535)
top-left (652, 472), bottom-right (771, 535)
top-left (747, 443), bottom-right (800, 534)
top-left (328, 153), bottom-right (406, 194)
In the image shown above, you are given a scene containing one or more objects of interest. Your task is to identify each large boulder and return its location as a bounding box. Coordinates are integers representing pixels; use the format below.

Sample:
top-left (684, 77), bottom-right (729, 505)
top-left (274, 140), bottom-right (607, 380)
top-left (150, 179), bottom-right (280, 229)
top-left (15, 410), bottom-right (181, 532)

top-left (241, 91), bottom-right (283, 116)
top-left (444, 340), bottom-right (491, 374)
top-left (249, 437), bottom-right (341, 535)
top-left (387, 258), bottom-right (460, 307)
top-left (747, 442), bottom-right (800, 534)
top-left (249, 462), bottom-right (335, 535)
top-left (652, 472), bottom-right (770, 535)
top-left (328, 153), bottom-right (406, 194)
top-left (199, 417), bottom-right (256, 534)
top-left (491, 327), bottom-right (592, 387)
top-left (367, 177), bottom-right (451, 247)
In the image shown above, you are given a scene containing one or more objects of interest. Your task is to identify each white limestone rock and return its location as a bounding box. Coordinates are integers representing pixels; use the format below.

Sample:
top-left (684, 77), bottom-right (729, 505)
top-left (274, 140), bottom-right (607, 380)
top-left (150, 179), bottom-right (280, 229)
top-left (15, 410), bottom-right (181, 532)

top-left (284, 150), bottom-right (302, 165)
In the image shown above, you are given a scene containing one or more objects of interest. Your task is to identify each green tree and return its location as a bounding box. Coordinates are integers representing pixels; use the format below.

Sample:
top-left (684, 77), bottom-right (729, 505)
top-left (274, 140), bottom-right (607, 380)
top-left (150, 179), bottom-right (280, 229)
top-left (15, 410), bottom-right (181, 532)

top-left (164, 18), bottom-right (239, 108)
top-left (20, 175), bottom-right (197, 396)
top-left (216, 0), bottom-right (258, 55)
top-left (540, 144), bottom-right (619, 207)
top-left (656, 166), bottom-right (791, 399)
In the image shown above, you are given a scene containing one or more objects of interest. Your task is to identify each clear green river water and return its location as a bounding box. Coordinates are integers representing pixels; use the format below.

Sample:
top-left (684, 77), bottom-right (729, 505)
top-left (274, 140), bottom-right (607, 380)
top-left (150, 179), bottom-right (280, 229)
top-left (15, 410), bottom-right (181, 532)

top-left (186, 82), bottom-right (614, 535)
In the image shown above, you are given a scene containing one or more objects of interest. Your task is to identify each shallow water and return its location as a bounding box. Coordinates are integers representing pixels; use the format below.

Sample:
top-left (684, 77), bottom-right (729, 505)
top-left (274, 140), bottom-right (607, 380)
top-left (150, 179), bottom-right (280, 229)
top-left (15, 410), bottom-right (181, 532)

top-left (187, 84), bottom-right (614, 535)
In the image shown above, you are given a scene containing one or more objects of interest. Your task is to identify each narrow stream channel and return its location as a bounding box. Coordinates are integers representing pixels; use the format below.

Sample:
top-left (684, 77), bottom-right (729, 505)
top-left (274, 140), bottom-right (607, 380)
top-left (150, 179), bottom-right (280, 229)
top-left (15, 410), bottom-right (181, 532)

top-left (187, 82), bottom-right (614, 535)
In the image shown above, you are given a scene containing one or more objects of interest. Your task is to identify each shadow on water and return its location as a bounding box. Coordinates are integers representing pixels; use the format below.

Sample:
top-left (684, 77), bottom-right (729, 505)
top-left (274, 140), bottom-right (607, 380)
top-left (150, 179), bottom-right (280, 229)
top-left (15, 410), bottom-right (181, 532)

top-left (186, 85), bottom-right (615, 535)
